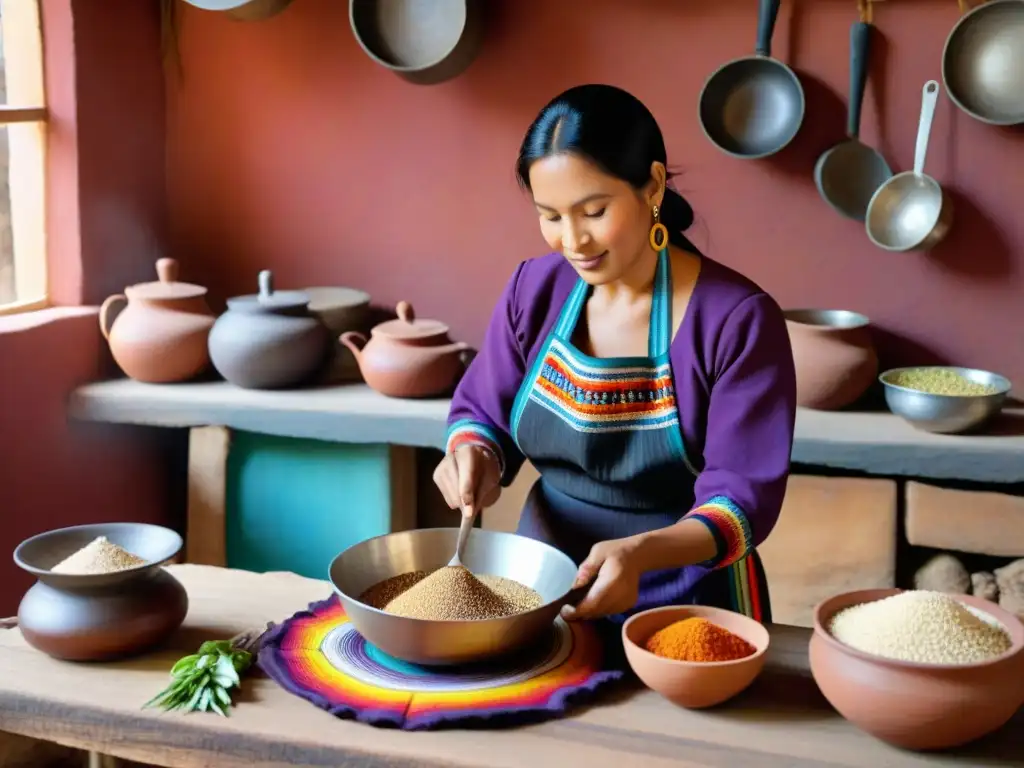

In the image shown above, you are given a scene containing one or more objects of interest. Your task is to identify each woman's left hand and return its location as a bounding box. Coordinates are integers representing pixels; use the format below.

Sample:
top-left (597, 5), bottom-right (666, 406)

top-left (562, 537), bottom-right (643, 621)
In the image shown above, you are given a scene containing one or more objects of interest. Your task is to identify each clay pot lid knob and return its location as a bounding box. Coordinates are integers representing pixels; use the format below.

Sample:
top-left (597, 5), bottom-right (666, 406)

top-left (258, 269), bottom-right (274, 299)
top-left (156, 258), bottom-right (179, 284)
top-left (396, 301), bottom-right (415, 324)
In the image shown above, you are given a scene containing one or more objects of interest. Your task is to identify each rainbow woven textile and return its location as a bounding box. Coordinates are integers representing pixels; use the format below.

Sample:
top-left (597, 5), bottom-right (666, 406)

top-left (258, 595), bottom-right (624, 730)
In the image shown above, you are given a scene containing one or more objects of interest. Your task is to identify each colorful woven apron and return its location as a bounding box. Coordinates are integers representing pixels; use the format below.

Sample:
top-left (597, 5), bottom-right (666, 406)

top-left (510, 247), bottom-right (771, 624)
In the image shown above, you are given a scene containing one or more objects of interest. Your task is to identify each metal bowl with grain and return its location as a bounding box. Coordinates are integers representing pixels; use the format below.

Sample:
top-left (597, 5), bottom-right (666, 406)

top-left (879, 366), bottom-right (1011, 434)
top-left (328, 528), bottom-right (579, 666)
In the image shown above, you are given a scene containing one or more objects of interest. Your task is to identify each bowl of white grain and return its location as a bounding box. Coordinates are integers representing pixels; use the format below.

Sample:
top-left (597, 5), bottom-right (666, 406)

top-left (13, 522), bottom-right (187, 661)
top-left (810, 588), bottom-right (1024, 751)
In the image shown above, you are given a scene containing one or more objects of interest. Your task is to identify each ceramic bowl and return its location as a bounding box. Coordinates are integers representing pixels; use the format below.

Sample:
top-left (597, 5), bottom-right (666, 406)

top-left (621, 605), bottom-right (770, 709)
top-left (13, 522), bottom-right (188, 661)
top-left (810, 588), bottom-right (1024, 750)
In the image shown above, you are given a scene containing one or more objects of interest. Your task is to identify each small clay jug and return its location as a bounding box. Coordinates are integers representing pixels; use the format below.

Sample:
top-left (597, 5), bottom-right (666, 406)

top-left (208, 270), bottom-right (332, 390)
top-left (341, 301), bottom-right (470, 398)
top-left (99, 258), bottom-right (215, 383)
top-left (784, 309), bottom-right (878, 410)
top-left (13, 522), bottom-right (188, 662)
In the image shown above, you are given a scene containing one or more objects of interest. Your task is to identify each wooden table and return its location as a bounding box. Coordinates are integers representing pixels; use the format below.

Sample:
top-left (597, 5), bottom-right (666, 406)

top-left (1, 566), bottom-right (1021, 768)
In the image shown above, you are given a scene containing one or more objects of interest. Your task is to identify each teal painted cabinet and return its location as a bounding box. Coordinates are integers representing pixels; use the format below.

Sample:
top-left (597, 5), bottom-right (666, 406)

top-left (225, 431), bottom-right (414, 580)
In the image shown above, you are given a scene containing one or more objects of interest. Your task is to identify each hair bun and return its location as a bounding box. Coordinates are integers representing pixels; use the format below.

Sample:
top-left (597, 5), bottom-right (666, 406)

top-left (661, 187), bottom-right (694, 233)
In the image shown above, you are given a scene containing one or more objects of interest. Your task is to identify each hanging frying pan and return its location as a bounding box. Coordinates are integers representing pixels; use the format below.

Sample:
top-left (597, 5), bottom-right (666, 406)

top-left (814, 13), bottom-right (892, 220)
top-left (698, 0), bottom-right (805, 159)
top-left (865, 81), bottom-right (953, 252)
top-left (942, 0), bottom-right (1024, 126)
top-left (181, 0), bottom-right (293, 20)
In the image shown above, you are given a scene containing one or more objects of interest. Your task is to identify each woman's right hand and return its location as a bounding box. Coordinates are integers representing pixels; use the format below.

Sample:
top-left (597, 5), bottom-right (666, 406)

top-left (433, 444), bottom-right (502, 520)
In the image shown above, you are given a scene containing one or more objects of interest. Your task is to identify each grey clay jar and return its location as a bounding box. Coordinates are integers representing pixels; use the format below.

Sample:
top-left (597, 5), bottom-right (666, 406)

top-left (13, 522), bottom-right (188, 662)
top-left (208, 270), bottom-right (332, 390)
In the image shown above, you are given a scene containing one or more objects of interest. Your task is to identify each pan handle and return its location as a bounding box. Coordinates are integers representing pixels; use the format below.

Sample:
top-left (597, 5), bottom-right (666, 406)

top-left (755, 0), bottom-right (782, 58)
top-left (847, 21), bottom-right (872, 139)
top-left (913, 81), bottom-right (940, 176)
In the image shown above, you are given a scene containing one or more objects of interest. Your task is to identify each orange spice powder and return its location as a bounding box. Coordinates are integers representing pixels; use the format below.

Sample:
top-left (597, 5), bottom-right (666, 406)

top-left (644, 617), bottom-right (756, 662)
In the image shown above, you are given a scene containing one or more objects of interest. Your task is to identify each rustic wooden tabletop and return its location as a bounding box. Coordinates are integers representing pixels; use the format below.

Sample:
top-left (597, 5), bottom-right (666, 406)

top-left (0, 565), bottom-right (1020, 768)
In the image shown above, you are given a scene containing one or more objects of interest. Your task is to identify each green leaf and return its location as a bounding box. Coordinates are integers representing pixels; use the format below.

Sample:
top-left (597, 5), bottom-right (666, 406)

top-left (199, 688), bottom-right (213, 712)
top-left (215, 655), bottom-right (241, 686)
top-left (214, 686), bottom-right (232, 707)
top-left (186, 684), bottom-right (205, 712)
top-left (170, 655), bottom-right (199, 677)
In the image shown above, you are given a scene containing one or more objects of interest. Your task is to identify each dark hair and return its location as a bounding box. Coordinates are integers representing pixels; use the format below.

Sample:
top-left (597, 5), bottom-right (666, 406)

top-left (515, 84), bottom-right (697, 251)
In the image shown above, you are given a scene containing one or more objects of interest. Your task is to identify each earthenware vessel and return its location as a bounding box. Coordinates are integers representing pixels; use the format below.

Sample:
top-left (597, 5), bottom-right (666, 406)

top-left (208, 270), bottom-right (332, 390)
top-left (304, 286), bottom-right (371, 384)
top-left (810, 588), bottom-right (1024, 750)
top-left (622, 605), bottom-right (769, 709)
top-left (99, 258), bottom-right (215, 383)
top-left (341, 301), bottom-right (470, 398)
top-left (784, 309), bottom-right (878, 410)
top-left (13, 522), bottom-right (188, 662)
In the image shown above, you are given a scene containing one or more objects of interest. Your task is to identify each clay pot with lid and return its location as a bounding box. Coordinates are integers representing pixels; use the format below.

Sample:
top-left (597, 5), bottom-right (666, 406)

top-left (784, 309), bottom-right (878, 410)
top-left (99, 258), bottom-right (215, 383)
top-left (208, 270), bottom-right (332, 390)
top-left (341, 301), bottom-right (470, 398)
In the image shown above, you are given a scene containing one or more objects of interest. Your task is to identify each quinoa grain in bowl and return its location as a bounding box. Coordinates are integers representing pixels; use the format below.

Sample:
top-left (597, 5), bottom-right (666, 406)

top-left (827, 590), bottom-right (1012, 665)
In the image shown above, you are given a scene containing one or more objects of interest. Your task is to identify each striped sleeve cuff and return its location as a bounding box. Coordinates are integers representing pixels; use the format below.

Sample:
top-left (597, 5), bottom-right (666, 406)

top-left (446, 420), bottom-right (506, 475)
top-left (684, 495), bottom-right (754, 569)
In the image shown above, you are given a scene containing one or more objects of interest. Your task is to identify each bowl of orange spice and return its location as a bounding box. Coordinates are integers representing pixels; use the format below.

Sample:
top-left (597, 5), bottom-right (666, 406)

top-left (621, 605), bottom-right (770, 709)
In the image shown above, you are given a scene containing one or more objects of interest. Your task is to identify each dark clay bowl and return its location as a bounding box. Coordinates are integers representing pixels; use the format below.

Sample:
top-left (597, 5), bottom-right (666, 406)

top-left (622, 605), bottom-right (769, 709)
top-left (810, 588), bottom-right (1024, 750)
top-left (13, 522), bottom-right (188, 662)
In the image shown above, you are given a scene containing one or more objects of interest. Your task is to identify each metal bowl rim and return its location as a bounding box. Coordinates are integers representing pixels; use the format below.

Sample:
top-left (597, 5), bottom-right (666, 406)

top-left (328, 527), bottom-right (579, 626)
top-left (783, 308), bottom-right (871, 329)
top-left (12, 522), bottom-right (183, 580)
top-left (878, 366), bottom-right (1012, 397)
top-left (940, 0), bottom-right (1024, 127)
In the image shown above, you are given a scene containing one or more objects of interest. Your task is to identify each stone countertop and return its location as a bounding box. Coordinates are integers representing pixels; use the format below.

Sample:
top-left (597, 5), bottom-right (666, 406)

top-left (1, 564), bottom-right (1020, 768)
top-left (68, 379), bottom-right (1024, 484)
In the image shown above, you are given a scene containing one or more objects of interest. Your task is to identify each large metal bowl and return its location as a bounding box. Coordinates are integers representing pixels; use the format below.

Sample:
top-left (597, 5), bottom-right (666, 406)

top-left (879, 366), bottom-right (1011, 434)
top-left (328, 528), bottom-right (578, 665)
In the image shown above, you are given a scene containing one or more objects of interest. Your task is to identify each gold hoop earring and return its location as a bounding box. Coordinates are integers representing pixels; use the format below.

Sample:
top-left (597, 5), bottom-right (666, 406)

top-left (649, 204), bottom-right (669, 251)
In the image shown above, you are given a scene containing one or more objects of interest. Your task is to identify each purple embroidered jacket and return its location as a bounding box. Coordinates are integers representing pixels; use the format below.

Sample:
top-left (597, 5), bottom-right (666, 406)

top-left (446, 253), bottom-right (797, 569)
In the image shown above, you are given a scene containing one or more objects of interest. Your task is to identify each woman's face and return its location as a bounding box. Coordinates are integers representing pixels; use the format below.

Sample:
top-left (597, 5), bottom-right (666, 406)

top-left (528, 153), bottom-right (662, 285)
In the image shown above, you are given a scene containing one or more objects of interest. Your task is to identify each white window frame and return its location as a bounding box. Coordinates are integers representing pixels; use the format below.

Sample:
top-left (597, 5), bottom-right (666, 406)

top-left (0, 0), bottom-right (47, 316)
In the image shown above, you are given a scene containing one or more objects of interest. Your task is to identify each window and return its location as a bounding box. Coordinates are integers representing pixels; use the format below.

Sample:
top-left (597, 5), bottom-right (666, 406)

top-left (0, 0), bottom-right (46, 315)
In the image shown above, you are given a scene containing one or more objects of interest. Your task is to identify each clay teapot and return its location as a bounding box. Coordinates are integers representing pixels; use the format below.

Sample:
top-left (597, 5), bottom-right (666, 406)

top-left (99, 258), bottom-right (215, 383)
top-left (341, 301), bottom-right (470, 398)
top-left (208, 270), bottom-right (332, 390)
top-left (784, 309), bottom-right (878, 410)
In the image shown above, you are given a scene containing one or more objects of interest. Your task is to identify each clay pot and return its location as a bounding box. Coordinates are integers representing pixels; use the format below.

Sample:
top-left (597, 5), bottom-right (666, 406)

top-left (99, 258), bottom-right (215, 383)
top-left (341, 301), bottom-right (470, 398)
top-left (13, 523), bottom-right (188, 662)
top-left (621, 605), bottom-right (769, 709)
top-left (304, 286), bottom-right (371, 384)
top-left (810, 588), bottom-right (1024, 750)
top-left (784, 309), bottom-right (878, 410)
top-left (208, 270), bottom-right (332, 390)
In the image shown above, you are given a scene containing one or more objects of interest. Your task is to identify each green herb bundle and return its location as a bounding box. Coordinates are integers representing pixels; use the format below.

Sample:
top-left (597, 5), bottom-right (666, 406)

top-left (144, 624), bottom-right (271, 716)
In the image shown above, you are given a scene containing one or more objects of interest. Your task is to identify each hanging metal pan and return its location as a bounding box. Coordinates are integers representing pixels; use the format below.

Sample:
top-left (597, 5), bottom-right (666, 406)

top-left (349, 0), bottom-right (484, 86)
top-left (865, 81), bottom-right (953, 252)
top-left (698, 0), bottom-right (805, 159)
top-left (942, 0), bottom-right (1024, 126)
top-left (814, 12), bottom-right (892, 220)
top-left (181, 0), bottom-right (293, 20)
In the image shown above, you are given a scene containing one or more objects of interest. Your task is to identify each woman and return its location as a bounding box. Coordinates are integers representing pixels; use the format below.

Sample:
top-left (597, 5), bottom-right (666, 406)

top-left (434, 84), bottom-right (796, 626)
